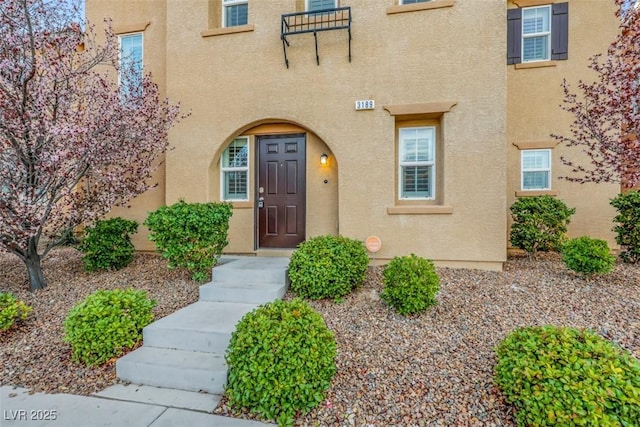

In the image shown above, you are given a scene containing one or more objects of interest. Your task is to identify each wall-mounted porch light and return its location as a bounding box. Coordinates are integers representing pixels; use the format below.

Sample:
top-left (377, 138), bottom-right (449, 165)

top-left (320, 153), bottom-right (329, 165)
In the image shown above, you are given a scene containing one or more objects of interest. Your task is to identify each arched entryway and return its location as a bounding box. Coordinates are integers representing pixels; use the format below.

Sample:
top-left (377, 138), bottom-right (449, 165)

top-left (211, 120), bottom-right (339, 253)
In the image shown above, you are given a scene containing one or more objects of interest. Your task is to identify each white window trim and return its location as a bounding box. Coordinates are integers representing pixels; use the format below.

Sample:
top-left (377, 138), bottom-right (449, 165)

top-left (521, 149), bottom-right (551, 191)
top-left (400, 0), bottom-right (432, 5)
top-left (220, 137), bottom-right (250, 201)
top-left (222, 0), bottom-right (248, 28)
top-left (306, 0), bottom-right (338, 11)
top-left (398, 126), bottom-right (436, 200)
top-left (118, 32), bottom-right (143, 87)
top-left (521, 5), bottom-right (552, 63)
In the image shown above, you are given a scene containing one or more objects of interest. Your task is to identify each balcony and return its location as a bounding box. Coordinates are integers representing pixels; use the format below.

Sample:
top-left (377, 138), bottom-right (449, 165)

top-left (280, 6), bottom-right (352, 68)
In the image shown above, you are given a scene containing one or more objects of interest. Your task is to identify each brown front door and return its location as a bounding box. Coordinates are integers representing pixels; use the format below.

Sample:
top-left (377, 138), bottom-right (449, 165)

top-left (257, 134), bottom-right (306, 248)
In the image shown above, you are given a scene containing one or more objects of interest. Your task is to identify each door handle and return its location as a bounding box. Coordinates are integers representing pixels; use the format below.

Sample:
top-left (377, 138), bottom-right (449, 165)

top-left (258, 197), bottom-right (264, 208)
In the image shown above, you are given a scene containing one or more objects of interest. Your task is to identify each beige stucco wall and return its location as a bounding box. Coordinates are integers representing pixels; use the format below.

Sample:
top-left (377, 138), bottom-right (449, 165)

top-left (86, 0), bottom-right (508, 268)
top-left (507, 0), bottom-right (620, 249)
top-left (86, 0), bottom-right (168, 251)
top-left (155, 0), bottom-right (508, 268)
top-left (85, 0), bottom-right (619, 268)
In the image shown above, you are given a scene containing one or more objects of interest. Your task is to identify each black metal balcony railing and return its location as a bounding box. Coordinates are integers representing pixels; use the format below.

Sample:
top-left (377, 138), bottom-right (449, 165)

top-left (281, 7), bottom-right (352, 68)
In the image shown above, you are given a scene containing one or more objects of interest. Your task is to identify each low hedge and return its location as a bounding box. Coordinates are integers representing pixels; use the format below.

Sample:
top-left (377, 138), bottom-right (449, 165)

top-left (145, 200), bottom-right (233, 282)
top-left (225, 299), bottom-right (337, 425)
top-left (495, 325), bottom-right (640, 426)
top-left (79, 217), bottom-right (138, 271)
top-left (288, 235), bottom-right (369, 300)
top-left (63, 289), bottom-right (156, 366)
top-left (561, 236), bottom-right (615, 276)
top-left (381, 254), bottom-right (440, 315)
top-left (0, 293), bottom-right (32, 331)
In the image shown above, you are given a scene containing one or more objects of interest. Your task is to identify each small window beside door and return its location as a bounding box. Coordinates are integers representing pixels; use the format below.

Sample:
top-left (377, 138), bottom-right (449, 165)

top-left (221, 137), bottom-right (249, 200)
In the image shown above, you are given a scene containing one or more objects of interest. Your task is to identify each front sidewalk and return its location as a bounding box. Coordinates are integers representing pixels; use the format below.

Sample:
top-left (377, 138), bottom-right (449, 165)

top-left (1, 386), bottom-right (269, 427)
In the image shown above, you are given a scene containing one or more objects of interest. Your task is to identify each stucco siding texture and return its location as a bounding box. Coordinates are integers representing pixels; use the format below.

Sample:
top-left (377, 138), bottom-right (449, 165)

top-left (507, 0), bottom-right (620, 249)
top-left (158, 0), bottom-right (508, 266)
top-left (86, 0), bottom-right (168, 251)
top-left (84, 0), bottom-right (620, 268)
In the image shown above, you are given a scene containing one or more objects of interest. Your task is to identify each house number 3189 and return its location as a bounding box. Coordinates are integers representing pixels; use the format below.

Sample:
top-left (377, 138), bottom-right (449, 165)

top-left (355, 100), bottom-right (375, 110)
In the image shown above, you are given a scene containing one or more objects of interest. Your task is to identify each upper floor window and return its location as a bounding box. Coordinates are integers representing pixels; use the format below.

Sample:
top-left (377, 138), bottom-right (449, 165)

top-left (507, 3), bottom-right (568, 64)
top-left (399, 127), bottom-right (436, 200)
top-left (522, 5), bottom-right (551, 62)
top-left (118, 33), bottom-right (143, 96)
top-left (521, 149), bottom-right (551, 190)
top-left (307, 0), bottom-right (337, 11)
top-left (401, 0), bottom-right (432, 4)
top-left (223, 0), bottom-right (248, 27)
top-left (221, 137), bottom-right (249, 201)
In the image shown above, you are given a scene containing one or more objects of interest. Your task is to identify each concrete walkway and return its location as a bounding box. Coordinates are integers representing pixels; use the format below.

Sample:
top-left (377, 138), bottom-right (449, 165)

top-left (1, 256), bottom-right (290, 426)
top-left (1, 386), bottom-right (268, 426)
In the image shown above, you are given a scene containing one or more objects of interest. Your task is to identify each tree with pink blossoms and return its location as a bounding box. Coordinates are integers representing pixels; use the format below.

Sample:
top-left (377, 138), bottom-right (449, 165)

top-left (556, 0), bottom-right (640, 189)
top-left (0, 0), bottom-right (183, 291)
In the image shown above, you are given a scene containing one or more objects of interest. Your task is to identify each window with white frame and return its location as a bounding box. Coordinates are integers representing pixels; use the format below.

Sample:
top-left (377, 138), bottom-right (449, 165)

top-left (401, 0), bottom-right (432, 4)
top-left (521, 149), bottom-right (551, 190)
top-left (223, 0), bottom-right (248, 27)
top-left (522, 5), bottom-right (551, 62)
top-left (118, 33), bottom-right (143, 96)
top-left (399, 127), bottom-right (436, 199)
top-left (307, 0), bottom-right (337, 11)
top-left (221, 138), bottom-right (249, 201)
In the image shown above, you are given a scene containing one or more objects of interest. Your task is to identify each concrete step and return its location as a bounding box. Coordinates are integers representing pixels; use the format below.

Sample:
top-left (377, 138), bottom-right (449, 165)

top-left (199, 281), bottom-right (288, 304)
top-left (116, 347), bottom-right (226, 394)
top-left (95, 384), bottom-right (221, 412)
top-left (212, 257), bottom-right (290, 285)
top-left (143, 301), bottom-right (257, 353)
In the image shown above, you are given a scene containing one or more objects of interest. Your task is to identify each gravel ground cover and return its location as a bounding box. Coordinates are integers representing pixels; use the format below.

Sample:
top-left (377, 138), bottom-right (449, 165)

top-left (0, 248), bottom-right (198, 395)
top-left (1, 249), bottom-right (639, 426)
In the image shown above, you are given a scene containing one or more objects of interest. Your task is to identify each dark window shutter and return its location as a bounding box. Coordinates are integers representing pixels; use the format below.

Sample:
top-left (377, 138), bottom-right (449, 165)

top-left (507, 8), bottom-right (522, 65)
top-left (551, 2), bottom-right (569, 60)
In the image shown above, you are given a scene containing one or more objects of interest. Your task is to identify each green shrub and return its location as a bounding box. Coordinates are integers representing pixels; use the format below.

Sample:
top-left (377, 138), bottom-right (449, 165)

top-left (495, 325), bottom-right (640, 427)
top-left (509, 196), bottom-right (576, 254)
top-left (144, 200), bottom-right (233, 282)
top-left (225, 299), bottom-right (337, 426)
top-left (78, 217), bottom-right (138, 271)
top-left (380, 254), bottom-right (440, 316)
top-left (63, 289), bottom-right (156, 366)
top-left (611, 191), bottom-right (640, 264)
top-left (288, 235), bottom-right (369, 300)
top-left (562, 236), bottom-right (615, 276)
top-left (0, 293), bottom-right (32, 331)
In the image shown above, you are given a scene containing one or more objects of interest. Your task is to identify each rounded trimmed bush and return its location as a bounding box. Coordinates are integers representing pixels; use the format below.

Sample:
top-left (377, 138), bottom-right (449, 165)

top-left (611, 190), bottom-right (640, 264)
top-left (381, 254), bottom-right (440, 316)
top-left (63, 289), bottom-right (156, 366)
top-left (288, 235), bottom-right (369, 300)
top-left (145, 200), bottom-right (233, 282)
top-left (562, 236), bottom-right (615, 276)
top-left (495, 325), bottom-right (640, 426)
top-left (79, 217), bottom-right (138, 271)
top-left (509, 196), bottom-right (575, 254)
top-left (225, 299), bottom-right (337, 425)
top-left (0, 293), bottom-right (32, 331)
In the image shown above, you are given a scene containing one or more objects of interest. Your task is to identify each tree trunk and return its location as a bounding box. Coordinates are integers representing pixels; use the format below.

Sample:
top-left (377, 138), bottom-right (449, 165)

top-left (25, 238), bottom-right (47, 291)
